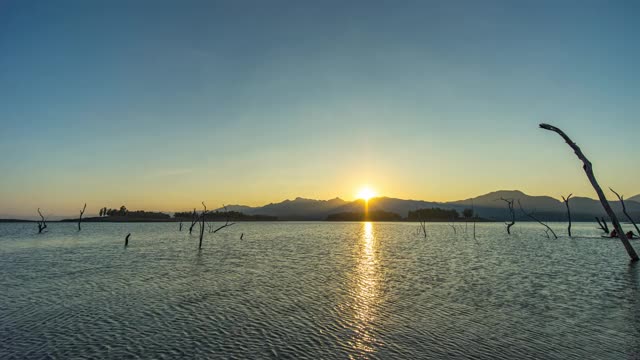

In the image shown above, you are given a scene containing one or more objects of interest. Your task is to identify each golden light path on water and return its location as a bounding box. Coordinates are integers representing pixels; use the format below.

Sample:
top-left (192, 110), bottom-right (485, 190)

top-left (349, 221), bottom-right (381, 357)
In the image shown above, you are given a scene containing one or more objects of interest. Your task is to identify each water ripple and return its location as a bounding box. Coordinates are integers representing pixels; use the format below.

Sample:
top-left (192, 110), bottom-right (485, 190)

top-left (1, 222), bottom-right (639, 359)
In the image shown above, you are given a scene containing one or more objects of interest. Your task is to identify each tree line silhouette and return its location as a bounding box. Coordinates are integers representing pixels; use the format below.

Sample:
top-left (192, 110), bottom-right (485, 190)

top-left (173, 210), bottom-right (275, 221)
top-left (327, 207), bottom-right (476, 222)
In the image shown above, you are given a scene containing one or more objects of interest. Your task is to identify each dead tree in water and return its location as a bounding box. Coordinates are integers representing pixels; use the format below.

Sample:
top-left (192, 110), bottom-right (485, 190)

top-left (596, 217), bottom-right (610, 234)
top-left (418, 211), bottom-right (427, 238)
top-left (561, 194), bottom-right (573, 237)
top-left (212, 205), bottom-right (236, 233)
top-left (472, 200), bottom-right (477, 240)
top-left (194, 203), bottom-right (236, 249)
top-left (198, 202), bottom-right (208, 249)
top-left (448, 216), bottom-right (457, 235)
top-left (540, 123), bottom-right (638, 261)
top-left (188, 208), bottom-right (198, 234)
top-left (78, 203), bottom-right (87, 231)
top-left (36, 208), bottom-right (47, 233)
top-left (609, 188), bottom-right (640, 236)
top-left (518, 200), bottom-right (558, 239)
top-left (418, 219), bottom-right (427, 238)
top-left (500, 198), bottom-right (515, 234)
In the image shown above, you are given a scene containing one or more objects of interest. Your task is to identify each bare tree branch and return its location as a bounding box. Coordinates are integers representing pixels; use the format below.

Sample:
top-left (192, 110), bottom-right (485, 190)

top-left (198, 202), bottom-right (208, 249)
top-left (561, 194), bottom-right (572, 237)
top-left (540, 123), bottom-right (638, 261)
top-left (500, 198), bottom-right (515, 235)
top-left (448, 215), bottom-right (457, 235)
top-left (37, 208), bottom-right (47, 234)
top-left (472, 199), bottom-right (477, 240)
top-left (78, 203), bottom-right (87, 231)
top-left (609, 188), bottom-right (640, 236)
top-left (417, 208), bottom-right (427, 238)
top-left (213, 204), bottom-right (236, 233)
top-left (188, 208), bottom-right (198, 234)
top-left (213, 222), bottom-right (236, 233)
top-left (518, 200), bottom-right (558, 239)
top-left (595, 217), bottom-right (609, 234)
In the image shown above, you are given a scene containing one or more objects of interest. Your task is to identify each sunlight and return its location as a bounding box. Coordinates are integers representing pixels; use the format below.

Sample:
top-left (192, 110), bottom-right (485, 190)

top-left (349, 221), bottom-right (380, 354)
top-left (356, 186), bottom-right (376, 201)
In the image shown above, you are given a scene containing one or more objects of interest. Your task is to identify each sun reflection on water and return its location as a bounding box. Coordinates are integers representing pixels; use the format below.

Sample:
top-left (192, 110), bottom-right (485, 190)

top-left (349, 221), bottom-right (381, 356)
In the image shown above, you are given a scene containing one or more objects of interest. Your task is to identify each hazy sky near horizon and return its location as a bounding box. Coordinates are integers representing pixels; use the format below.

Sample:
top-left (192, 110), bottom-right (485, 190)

top-left (1, 1), bottom-right (640, 217)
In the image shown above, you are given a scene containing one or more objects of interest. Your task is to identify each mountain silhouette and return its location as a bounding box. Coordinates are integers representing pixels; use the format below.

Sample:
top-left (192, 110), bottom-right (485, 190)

top-left (218, 190), bottom-right (640, 221)
top-left (628, 194), bottom-right (640, 203)
top-left (220, 197), bottom-right (348, 220)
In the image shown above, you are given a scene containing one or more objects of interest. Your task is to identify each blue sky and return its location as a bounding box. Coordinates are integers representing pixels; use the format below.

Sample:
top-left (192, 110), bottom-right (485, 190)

top-left (1, 0), bottom-right (639, 217)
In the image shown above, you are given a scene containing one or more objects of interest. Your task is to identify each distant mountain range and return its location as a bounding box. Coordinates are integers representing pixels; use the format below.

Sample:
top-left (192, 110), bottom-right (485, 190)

top-left (4, 190), bottom-right (639, 222)
top-left (220, 190), bottom-right (640, 221)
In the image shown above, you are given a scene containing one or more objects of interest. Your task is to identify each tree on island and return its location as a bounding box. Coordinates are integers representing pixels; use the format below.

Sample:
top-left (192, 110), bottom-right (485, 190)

top-left (407, 208), bottom-right (459, 222)
top-left (173, 210), bottom-right (276, 221)
top-left (99, 206), bottom-right (170, 220)
top-left (327, 210), bottom-right (402, 222)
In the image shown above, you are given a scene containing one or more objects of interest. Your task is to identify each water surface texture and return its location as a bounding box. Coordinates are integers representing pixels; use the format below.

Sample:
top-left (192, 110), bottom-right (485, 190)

top-left (1, 222), bottom-right (639, 359)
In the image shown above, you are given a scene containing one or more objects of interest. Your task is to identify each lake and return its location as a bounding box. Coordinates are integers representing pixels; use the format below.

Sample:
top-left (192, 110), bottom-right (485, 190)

top-left (1, 221), bottom-right (639, 359)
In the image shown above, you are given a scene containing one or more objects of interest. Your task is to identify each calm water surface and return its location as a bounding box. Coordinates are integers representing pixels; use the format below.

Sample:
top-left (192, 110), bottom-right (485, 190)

top-left (1, 222), bottom-right (639, 359)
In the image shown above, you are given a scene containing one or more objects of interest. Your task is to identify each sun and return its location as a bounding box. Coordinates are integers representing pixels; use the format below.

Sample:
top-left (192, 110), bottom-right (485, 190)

top-left (356, 186), bottom-right (376, 201)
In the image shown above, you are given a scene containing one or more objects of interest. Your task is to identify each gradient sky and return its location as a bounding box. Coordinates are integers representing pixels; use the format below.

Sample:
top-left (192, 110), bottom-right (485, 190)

top-left (1, 0), bottom-right (639, 217)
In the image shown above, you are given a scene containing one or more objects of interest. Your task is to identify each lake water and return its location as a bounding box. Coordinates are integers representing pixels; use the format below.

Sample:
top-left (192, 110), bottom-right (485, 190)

top-left (1, 221), bottom-right (639, 359)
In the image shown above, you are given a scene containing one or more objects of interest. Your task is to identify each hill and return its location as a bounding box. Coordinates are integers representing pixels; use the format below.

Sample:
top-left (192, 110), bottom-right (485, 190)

top-left (628, 194), bottom-right (640, 203)
top-left (217, 190), bottom-right (640, 221)
top-left (446, 190), bottom-right (640, 221)
top-left (7, 190), bottom-right (640, 222)
top-left (218, 197), bottom-right (348, 220)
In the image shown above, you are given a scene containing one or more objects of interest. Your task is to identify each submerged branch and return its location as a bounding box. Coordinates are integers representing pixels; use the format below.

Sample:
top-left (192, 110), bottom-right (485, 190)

top-left (37, 208), bottom-right (47, 234)
top-left (518, 200), bottom-right (558, 239)
top-left (198, 202), bottom-right (208, 249)
top-left (78, 203), bottom-right (87, 231)
top-left (213, 204), bottom-right (236, 233)
top-left (609, 188), bottom-right (640, 236)
top-left (500, 198), bottom-right (515, 235)
top-left (595, 217), bottom-right (609, 234)
top-left (561, 194), bottom-right (572, 237)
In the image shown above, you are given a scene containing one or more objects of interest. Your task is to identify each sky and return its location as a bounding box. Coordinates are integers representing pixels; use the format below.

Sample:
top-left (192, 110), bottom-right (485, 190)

top-left (1, 0), bottom-right (640, 217)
